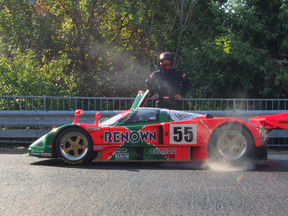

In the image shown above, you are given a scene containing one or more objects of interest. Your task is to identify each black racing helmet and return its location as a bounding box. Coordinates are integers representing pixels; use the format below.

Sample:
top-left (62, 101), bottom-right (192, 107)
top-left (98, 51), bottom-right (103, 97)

top-left (159, 52), bottom-right (174, 69)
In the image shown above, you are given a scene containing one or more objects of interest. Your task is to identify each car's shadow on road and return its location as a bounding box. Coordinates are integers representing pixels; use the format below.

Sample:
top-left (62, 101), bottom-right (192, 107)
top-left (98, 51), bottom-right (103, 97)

top-left (30, 158), bottom-right (288, 172)
top-left (30, 159), bottom-right (207, 171)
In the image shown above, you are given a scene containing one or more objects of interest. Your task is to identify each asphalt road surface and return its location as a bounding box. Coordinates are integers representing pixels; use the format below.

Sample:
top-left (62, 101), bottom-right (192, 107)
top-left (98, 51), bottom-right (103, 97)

top-left (0, 147), bottom-right (288, 216)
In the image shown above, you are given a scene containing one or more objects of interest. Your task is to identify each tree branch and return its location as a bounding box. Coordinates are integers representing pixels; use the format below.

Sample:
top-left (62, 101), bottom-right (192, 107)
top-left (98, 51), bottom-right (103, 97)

top-left (0, 0), bottom-right (6, 11)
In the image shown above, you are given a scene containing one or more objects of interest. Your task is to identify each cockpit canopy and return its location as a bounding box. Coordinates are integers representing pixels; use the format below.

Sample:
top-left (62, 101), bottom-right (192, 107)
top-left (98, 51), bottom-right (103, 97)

top-left (100, 90), bottom-right (205, 126)
top-left (100, 108), bottom-right (204, 127)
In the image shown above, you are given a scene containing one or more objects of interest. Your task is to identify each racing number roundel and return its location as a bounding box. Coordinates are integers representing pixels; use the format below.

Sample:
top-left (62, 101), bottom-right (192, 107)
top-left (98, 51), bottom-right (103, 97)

top-left (169, 124), bottom-right (197, 144)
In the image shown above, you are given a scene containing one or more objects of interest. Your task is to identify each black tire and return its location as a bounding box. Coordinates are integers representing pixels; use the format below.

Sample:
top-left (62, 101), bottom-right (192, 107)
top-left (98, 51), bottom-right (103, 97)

top-left (208, 123), bottom-right (254, 165)
top-left (55, 127), bottom-right (93, 165)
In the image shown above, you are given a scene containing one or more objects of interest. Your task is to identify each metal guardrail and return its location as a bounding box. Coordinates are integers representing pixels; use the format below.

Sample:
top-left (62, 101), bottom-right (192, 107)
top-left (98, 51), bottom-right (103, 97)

top-left (0, 111), bottom-right (120, 127)
top-left (1, 110), bottom-right (288, 146)
top-left (0, 110), bottom-right (122, 144)
top-left (0, 95), bottom-right (140, 111)
top-left (2, 95), bottom-right (288, 111)
top-left (1, 94), bottom-right (288, 146)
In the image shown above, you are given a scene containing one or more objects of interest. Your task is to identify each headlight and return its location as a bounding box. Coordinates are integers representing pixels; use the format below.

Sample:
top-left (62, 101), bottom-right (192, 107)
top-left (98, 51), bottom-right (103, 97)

top-left (30, 135), bottom-right (45, 147)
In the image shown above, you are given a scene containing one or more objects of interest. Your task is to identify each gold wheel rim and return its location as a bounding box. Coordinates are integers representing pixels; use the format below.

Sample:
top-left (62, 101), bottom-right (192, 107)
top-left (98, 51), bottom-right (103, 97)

top-left (60, 131), bottom-right (88, 161)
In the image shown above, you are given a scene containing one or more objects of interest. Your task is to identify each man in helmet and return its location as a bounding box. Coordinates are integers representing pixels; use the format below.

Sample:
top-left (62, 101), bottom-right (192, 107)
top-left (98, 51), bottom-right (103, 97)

top-left (145, 52), bottom-right (192, 110)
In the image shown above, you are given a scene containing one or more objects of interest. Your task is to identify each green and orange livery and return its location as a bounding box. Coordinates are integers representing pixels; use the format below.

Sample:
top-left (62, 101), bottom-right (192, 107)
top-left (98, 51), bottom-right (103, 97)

top-left (28, 90), bottom-right (267, 165)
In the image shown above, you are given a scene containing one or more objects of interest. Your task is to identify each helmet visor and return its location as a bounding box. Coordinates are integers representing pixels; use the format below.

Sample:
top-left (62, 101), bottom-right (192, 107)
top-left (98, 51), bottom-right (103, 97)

top-left (160, 59), bottom-right (171, 65)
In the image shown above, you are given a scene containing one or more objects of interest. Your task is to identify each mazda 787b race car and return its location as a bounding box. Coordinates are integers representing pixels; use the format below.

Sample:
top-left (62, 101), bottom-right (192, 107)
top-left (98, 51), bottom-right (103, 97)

top-left (28, 90), bottom-right (267, 165)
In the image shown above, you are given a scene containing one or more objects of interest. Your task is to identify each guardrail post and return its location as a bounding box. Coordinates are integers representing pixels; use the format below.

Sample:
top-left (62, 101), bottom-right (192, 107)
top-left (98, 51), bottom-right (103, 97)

top-left (43, 97), bottom-right (46, 110)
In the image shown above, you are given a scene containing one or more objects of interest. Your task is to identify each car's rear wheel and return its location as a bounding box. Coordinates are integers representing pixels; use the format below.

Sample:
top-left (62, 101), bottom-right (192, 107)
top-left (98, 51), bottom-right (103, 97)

top-left (208, 123), bottom-right (254, 164)
top-left (56, 128), bottom-right (93, 165)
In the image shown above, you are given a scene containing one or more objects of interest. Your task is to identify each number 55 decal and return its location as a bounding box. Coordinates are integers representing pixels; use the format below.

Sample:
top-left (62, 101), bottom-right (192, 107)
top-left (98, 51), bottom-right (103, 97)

top-left (170, 124), bottom-right (197, 144)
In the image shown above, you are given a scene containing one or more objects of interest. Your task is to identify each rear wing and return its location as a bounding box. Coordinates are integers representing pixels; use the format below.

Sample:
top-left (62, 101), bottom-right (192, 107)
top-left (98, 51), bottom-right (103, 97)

top-left (249, 113), bottom-right (288, 130)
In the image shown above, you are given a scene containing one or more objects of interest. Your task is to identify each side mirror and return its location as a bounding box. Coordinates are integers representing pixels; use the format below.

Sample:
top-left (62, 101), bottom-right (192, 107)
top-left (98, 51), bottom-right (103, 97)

top-left (73, 109), bottom-right (83, 124)
top-left (94, 112), bottom-right (102, 125)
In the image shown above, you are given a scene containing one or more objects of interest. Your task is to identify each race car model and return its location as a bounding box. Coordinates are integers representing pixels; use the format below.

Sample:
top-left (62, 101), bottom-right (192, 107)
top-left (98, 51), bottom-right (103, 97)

top-left (28, 90), bottom-right (267, 165)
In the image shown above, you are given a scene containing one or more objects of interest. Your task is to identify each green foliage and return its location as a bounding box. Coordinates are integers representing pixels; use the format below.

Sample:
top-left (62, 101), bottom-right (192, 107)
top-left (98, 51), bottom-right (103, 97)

top-left (0, 0), bottom-right (287, 99)
top-left (181, 0), bottom-right (288, 99)
top-left (0, 47), bottom-right (77, 96)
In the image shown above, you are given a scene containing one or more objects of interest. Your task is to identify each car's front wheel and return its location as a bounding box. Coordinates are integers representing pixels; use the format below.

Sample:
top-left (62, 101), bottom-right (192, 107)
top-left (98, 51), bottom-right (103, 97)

top-left (55, 128), bottom-right (93, 165)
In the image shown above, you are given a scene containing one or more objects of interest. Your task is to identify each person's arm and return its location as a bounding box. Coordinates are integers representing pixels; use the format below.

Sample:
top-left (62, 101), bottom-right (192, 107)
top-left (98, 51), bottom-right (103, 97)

top-left (180, 73), bottom-right (192, 97)
top-left (145, 73), bottom-right (156, 96)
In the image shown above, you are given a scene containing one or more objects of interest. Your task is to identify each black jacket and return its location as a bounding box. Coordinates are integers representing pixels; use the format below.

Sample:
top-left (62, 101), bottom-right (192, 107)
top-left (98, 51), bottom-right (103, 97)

top-left (145, 68), bottom-right (192, 109)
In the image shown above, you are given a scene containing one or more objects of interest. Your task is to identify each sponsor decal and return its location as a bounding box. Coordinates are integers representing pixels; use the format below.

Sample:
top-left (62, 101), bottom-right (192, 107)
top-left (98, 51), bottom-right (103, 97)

top-left (149, 148), bottom-right (176, 155)
top-left (104, 130), bottom-right (157, 143)
top-left (41, 153), bottom-right (51, 156)
top-left (115, 153), bottom-right (129, 160)
top-left (85, 126), bottom-right (100, 131)
top-left (94, 145), bottom-right (103, 150)
top-left (46, 145), bottom-right (52, 148)
top-left (30, 152), bottom-right (41, 156)
top-left (163, 96), bottom-right (169, 99)
top-left (151, 154), bottom-right (175, 159)
top-left (149, 148), bottom-right (177, 159)
top-left (116, 148), bottom-right (127, 153)
top-left (279, 121), bottom-right (288, 124)
top-left (31, 149), bottom-right (44, 153)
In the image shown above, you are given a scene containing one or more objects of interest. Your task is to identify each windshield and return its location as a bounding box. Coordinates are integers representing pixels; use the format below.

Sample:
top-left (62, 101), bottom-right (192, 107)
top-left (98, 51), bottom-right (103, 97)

top-left (100, 110), bottom-right (130, 127)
